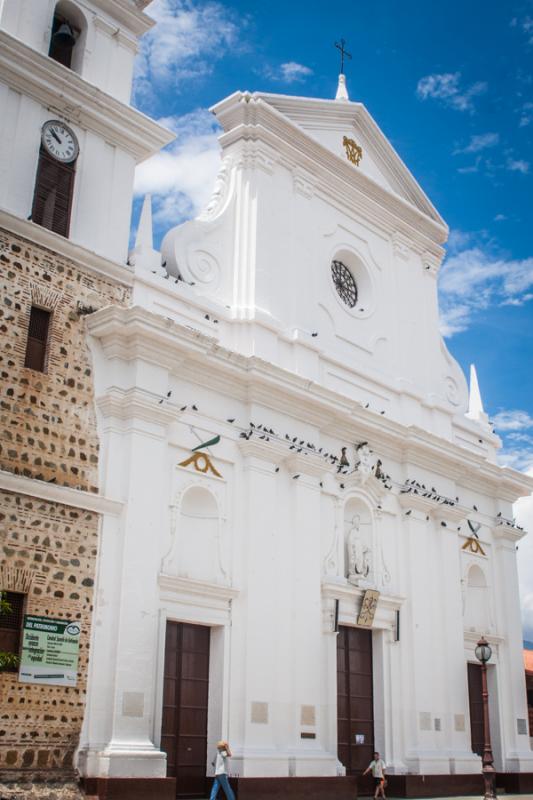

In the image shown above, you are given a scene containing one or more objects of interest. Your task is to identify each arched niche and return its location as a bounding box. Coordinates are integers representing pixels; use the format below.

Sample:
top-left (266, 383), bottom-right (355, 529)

top-left (464, 564), bottom-right (490, 632)
top-left (165, 485), bottom-right (227, 585)
top-left (344, 497), bottom-right (374, 586)
top-left (48, 1), bottom-right (88, 75)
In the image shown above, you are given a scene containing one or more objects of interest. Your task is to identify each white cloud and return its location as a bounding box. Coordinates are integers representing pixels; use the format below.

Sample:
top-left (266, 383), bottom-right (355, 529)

top-left (134, 108), bottom-right (222, 225)
top-left (506, 157), bottom-right (530, 173)
top-left (438, 233), bottom-right (533, 335)
top-left (134, 0), bottom-right (239, 107)
top-left (494, 213), bottom-right (507, 221)
top-left (453, 132), bottom-right (499, 154)
top-left (493, 410), bottom-right (533, 432)
top-left (416, 72), bottom-right (487, 112)
top-left (263, 61), bottom-right (313, 84)
top-left (280, 62), bottom-right (313, 82)
top-left (519, 101), bottom-right (533, 127)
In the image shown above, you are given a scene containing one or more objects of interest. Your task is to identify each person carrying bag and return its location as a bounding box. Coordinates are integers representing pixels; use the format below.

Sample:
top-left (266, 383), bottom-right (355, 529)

top-left (209, 740), bottom-right (236, 800)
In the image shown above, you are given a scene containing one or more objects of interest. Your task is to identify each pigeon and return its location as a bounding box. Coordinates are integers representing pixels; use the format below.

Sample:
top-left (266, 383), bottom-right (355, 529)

top-left (192, 405), bottom-right (198, 411)
top-left (405, 510), bottom-right (412, 516)
top-left (180, 405), bottom-right (187, 411)
top-left (340, 484), bottom-right (345, 489)
top-left (311, 332), bottom-right (318, 337)
top-left (340, 447), bottom-right (350, 467)
top-left (166, 390), bottom-right (172, 397)
top-left (364, 403), bottom-right (369, 408)
top-left (205, 314), bottom-right (210, 320)
top-left (319, 482), bottom-right (323, 488)
top-left (275, 467), bottom-right (280, 473)
top-left (441, 521), bottom-right (447, 527)
top-left (293, 474), bottom-right (300, 480)
top-left (473, 504), bottom-right (478, 511)
top-left (380, 410), bottom-right (385, 415)
top-left (227, 418), bottom-right (235, 423)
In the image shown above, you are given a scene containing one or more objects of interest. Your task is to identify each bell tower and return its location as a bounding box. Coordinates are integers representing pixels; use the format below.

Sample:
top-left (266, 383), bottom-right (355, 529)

top-left (0, 0), bottom-right (172, 261)
top-left (0, 1), bottom-right (172, 794)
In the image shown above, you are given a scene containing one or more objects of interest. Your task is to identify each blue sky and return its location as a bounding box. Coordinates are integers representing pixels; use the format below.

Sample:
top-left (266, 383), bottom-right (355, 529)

top-left (131, 1), bottom-right (533, 635)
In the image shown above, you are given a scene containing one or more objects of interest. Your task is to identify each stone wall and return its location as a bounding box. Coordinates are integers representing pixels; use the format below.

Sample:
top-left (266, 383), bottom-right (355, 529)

top-left (0, 491), bottom-right (98, 777)
top-left (0, 227), bottom-right (130, 787)
top-left (0, 228), bottom-right (129, 491)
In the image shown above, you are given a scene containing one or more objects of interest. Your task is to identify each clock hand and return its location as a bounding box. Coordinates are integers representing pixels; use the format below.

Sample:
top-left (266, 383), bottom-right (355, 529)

top-left (51, 130), bottom-right (62, 144)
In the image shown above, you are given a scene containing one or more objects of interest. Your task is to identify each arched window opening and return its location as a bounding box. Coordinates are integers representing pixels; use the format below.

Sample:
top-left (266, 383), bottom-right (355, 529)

top-left (464, 564), bottom-right (489, 632)
top-left (48, 2), bottom-right (87, 73)
top-left (31, 121), bottom-right (79, 238)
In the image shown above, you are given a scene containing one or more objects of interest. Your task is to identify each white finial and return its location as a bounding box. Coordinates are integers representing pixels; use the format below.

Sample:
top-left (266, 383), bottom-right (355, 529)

top-left (135, 193), bottom-right (154, 251)
top-left (129, 194), bottom-right (165, 275)
top-left (336, 73), bottom-right (349, 101)
top-left (466, 364), bottom-right (490, 426)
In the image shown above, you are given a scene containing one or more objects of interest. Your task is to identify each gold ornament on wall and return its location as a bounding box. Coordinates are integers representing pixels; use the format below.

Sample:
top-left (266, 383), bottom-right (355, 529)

top-left (462, 537), bottom-right (486, 556)
top-left (343, 136), bottom-right (363, 166)
top-left (178, 451), bottom-right (223, 477)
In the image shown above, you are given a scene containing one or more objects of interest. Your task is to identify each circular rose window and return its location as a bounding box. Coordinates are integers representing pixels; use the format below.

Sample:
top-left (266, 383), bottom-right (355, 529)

top-left (331, 260), bottom-right (358, 308)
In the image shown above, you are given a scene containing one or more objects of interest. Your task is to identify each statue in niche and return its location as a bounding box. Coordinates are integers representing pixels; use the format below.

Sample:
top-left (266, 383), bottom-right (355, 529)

top-left (355, 445), bottom-right (373, 477)
top-left (347, 515), bottom-right (372, 585)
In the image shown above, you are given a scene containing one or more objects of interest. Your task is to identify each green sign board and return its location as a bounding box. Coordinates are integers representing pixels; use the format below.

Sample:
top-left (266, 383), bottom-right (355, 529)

top-left (18, 615), bottom-right (81, 687)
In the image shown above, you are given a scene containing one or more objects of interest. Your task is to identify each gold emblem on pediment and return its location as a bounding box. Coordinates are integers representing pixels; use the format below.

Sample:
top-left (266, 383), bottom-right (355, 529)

top-left (462, 537), bottom-right (486, 556)
top-left (178, 451), bottom-right (223, 477)
top-left (343, 136), bottom-right (363, 166)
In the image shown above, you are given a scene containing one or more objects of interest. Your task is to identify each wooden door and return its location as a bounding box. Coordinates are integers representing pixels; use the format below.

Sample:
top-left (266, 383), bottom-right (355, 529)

top-left (337, 626), bottom-right (374, 784)
top-left (161, 622), bottom-right (210, 798)
top-left (467, 662), bottom-right (484, 757)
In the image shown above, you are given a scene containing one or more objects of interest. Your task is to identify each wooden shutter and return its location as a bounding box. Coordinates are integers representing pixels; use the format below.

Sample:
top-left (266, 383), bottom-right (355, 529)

top-left (32, 148), bottom-right (76, 238)
top-left (0, 592), bottom-right (25, 670)
top-left (24, 306), bottom-right (51, 372)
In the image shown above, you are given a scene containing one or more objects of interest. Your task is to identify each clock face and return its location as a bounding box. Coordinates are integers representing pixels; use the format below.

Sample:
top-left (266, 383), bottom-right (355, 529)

top-left (41, 120), bottom-right (79, 163)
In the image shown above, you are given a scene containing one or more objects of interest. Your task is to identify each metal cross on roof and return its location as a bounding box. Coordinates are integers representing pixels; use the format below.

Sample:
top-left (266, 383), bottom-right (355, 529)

top-left (335, 38), bottom-right (352, 74)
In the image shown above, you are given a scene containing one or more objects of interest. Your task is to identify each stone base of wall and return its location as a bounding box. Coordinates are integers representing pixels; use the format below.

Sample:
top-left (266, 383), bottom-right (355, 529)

top-left (0, 776), bottom-right (84, 800)
top-left (81, 777), bottom-right (176, 800)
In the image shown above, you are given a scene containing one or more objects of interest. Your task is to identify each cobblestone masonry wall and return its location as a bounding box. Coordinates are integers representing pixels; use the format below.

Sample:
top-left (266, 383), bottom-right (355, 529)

top-left (0, 491), bottom-right (98, 777)
top-left (0, 228), bottom-right (129, 490)
top-left (0, 228), bottom-right (130, 789)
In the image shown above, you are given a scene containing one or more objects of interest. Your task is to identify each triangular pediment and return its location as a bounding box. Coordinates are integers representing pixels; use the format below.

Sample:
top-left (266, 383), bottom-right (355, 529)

top-left (246, 92), bottom-right (444, 226)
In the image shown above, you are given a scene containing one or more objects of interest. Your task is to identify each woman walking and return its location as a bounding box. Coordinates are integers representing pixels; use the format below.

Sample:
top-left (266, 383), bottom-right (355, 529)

top-left (209, 740), bottom-right (236, 800)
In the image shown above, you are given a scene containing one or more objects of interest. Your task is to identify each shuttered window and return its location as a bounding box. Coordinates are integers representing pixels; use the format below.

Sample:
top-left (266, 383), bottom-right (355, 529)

top-left (24, 306), bottom-right (51, 372)
top-left (0, 592), bottom-right (25, 671)
top-left (31, 148), bottom-right (76, 238)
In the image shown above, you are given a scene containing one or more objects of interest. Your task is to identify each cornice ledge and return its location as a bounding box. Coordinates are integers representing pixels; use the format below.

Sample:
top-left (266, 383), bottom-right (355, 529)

top-left (0, 209), bottom-right (133, 287)
top-left (237, 438), bottom-right (288, 465)
top-left (491, 523), bottom-right (527, 543)
top-left (321, 579), bottom-right (405, 609)
top-left (0, 32), bottom-right (174, 161)
top-left (397, 492), bottom-right (464, 523)
top-left (91, 0), bottom-right (155, 36)
top-left (158, 573), bottom-right (239, 601)
top-left (285, 453), bottom-right (327, 478)
top-left (96, 386), bottom-right (179, 426)
top-left (0, 468), bottom-right (123, 516)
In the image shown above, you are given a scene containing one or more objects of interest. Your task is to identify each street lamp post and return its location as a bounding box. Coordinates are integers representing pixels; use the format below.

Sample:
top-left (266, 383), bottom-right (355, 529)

top-left (475, 637), bottom-right (496, 800)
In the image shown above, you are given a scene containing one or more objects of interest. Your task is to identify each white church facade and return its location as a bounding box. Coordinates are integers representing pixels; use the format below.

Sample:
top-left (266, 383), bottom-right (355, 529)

top-left (80, 83), bottom-right (533, 798)
top-left (0, 2), bottom-right (532, 799)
